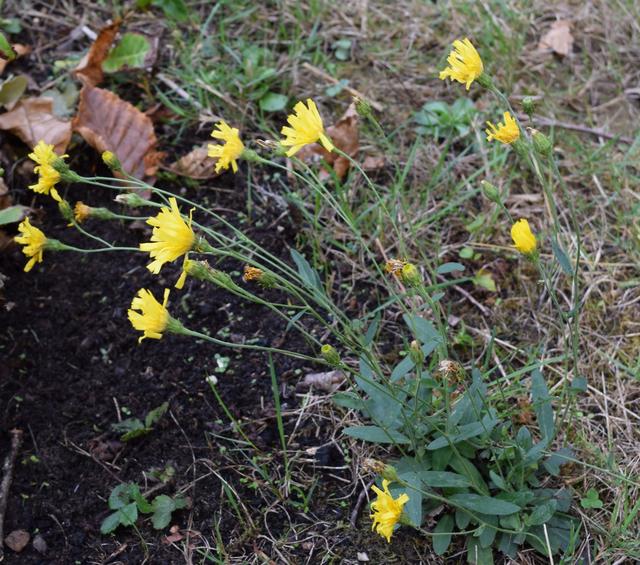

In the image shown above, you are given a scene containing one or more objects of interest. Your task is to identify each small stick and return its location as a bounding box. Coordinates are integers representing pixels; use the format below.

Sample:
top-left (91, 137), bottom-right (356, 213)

top-left (519, 114), bottom-right (634, 145)
top-left (0, 429), bottom-right (24, 560)
top-left (350, 479), bottom-right (375, 527)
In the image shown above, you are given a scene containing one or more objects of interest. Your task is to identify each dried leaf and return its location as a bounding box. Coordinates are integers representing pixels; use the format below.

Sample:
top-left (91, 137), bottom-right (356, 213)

top-left (5, 529), bottom-right (30, 553)
top-left (0, 44), bottom-right (30, 75)
top-left (168, 144), bottom-right (219, 179)
top-left (362, 154), bottom-right (385, 171)
top-left (538, 20), bottom-right (573, 57)
top-left (294, 102), bottom-right (359, 180)
top-left (297, 370), bottom-right (345, 393)
top-left (0, 175), bottom-right (10, 209)
top-left (73, 84), bottom-right (163, 179)
top-left (74, 21), bottom-right (121, 86)
top-left (0, 97), bottom-right (72, 153)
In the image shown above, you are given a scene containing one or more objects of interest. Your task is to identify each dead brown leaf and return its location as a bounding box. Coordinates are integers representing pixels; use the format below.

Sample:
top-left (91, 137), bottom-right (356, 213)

top-left (0, 44), bottom-right (31, 75)
top-left (0, 97), bottom-right (72, 153)
top-left (5, 529), bottom-right (30, 553)
top-left (297, 370), bottom-right (345, 393)
top-left (362, 154), bottom-right (385, 171)
top-left (294, 102), bottom-right (359, 180)
top-left (74, 21), bottom-right (121, 86)
top-left (538, 20), bottom-right (573, 57)
top-left (73, 84), bottom-right (163, 179)
top-left (168, 144), bottom-right (219, 179)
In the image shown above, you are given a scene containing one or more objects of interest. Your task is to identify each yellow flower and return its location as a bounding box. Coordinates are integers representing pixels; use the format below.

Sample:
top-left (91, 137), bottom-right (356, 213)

top-left (370, 479), bottom-right (409, 543)
top-left (207, 121), bottom-right (244, 173)
top-left (385, 259), bottom-right (407, 276)
top-left (439, 38), bottom-right (484, 90)
top-left (28, 140), bottom-right (68, 201)
top-left (242, 265), bottom-right (264, 282)
top-left (511, 219), bottom-right (537, 254)
top-left (128, 288), bottom-right (170, 342)
top-left (74, 201), bottom-right (91, 223)
top-left (486, 111), bottom-right (520, 144)
top-left (280, 99), bottom-right (334, 157)
top-left (140, 197), bottom-right (195, 274)
top-left (14, 217), bottom-right (47, 272)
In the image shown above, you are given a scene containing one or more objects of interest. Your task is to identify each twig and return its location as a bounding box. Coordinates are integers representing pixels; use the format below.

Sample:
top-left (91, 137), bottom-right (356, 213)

top-left (350, 479), bottom-right (374, 527)
top-left (519, 114), bottom-right (634, 145)
top-left (0, 429), bottom-right (24, 560)
top-left (301, 63), bottom-right (384, 111)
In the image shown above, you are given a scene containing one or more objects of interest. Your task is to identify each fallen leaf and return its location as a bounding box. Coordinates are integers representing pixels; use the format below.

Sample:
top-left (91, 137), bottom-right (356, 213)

top-left (538, 20), bottom-right (573, 57)
top-left (0, 75), bottom-right (28, 109)
top-left (73, 84), bottom-right (163, 179)
top-left (294, 102), bottom-right (359, 180)
top-left (0, 44), bottom-right (30, 75)
top-left (74, 20), bottom-right (121, 86)
top-left (5, 529), bottom-right (30, 553)
top-left (297, 370), bottom-right (345, 393)
top-left (362, 154), bottom-right (385, 171)
top-left (167, 144), bottom-right (219, 179)
top-left (0, 175), bottom-right (10, 209)
top-left (0, 97), bottom-right (72, 153)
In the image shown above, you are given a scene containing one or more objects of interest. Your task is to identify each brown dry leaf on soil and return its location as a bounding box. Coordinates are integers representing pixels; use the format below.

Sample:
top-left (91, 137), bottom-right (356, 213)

top-left (168, 144), bottom-right (219, 179)
top-left (73, 84), bottom-right (163, 179)
top-left (294, 102), bottom-right (359, 180)
top-left (538, 20), bottom-right (574, 57)
top-left (0, 44), bottom-right (31, 75)
top-left (73, 20), bottom-right (121, 86)
top-left (0, 97), bottom-right (71, 152)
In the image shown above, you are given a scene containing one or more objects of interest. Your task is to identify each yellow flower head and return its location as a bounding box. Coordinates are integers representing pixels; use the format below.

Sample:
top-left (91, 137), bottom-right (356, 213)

top-left (14, 217), bottom-right (47, 272)
top-left (439, 38), bottom-right (484, 90)
top-left (486, 111), bottom-right (520, 144)
top-left (242, 265), bottom-right (264, 282)
top-left (140, 197), bottom-right (195, 274)
top-left (207, 121), bottom-right (245, 173)
top-left (74, 201), bottom-right (91, 223)
top-left (128, 288), bottom-right (171, 343)
top-left (370, 479), bottom-right (409, 543)
top-left (281, 99), bottom-right (334, 157)
top-left (385, 258), bottom-right (407, 276)
top-left (28, 140), bottom-right (68, 201)
top-left (511, 219), bottom-right (537, 254)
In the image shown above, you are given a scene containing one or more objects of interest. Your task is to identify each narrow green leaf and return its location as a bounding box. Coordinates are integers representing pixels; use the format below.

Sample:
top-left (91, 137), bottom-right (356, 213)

top-left (0, 205), bottom-right (28, 226)
top-left (419, 471), bottom-right (471, 488)
top-left (437, 262), bottom-right (465, 275)
top-left (433, 513), bottom-right (454, 555)
top-left (103, 33), bottom-right (150, 73)
top-left (397, 471), bottom-right (422, 527)
top-left (449, 493), bottom-right (520, 516)
top-left (531, 369), bottom-right (555, 440)
top-left (145, 401), bottom-right (169, 428)
top-left (551, 239), bottom-right (573, 276)
top-left (343, 425), bottom-right (410, 444)
top-left (0, 32), bottom-right (15, 60)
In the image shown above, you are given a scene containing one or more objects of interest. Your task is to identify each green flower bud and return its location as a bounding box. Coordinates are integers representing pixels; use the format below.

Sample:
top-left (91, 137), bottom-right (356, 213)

top-left (114, 192), bottom-right (153, 208)
top-left (475, 73), bottom-right (494, 89)
top-left (409, 340), bottom-right (424, 365)
top-left (400, 263), bottom-right (422, 287)
top-left (320, 344), bottom-right (341, 367)
top-left (481, 180), bottom-right (501, 203)
top-left (529, 128), bottom-right (553, 157)
top-left (57, 199), bottom-right (74, 222)
top-left (52, 159), bottom-right (82, 183)
top-left (522, 96), bottom-right (536, 117)
top-left (102, 151), bottom-right (122, 171)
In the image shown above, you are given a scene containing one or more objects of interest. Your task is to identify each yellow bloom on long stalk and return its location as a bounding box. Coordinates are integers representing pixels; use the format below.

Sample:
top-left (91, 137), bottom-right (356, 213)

top-left (370, 479), bottom-right (409, 543)
top-left (280, 99), bottom-right (334, 156)
top-left (28, 140), bottom-right (68, 201)
top-left (207, 121), bottom-right (244, 173)
top-left (439, 38), bottom-right (484, 90)
top-left (128, 288), bottom-right (171, 342)
top-left (511, 219), bottom-right (537, 254)
top-left (14, 217), bottom-right (48, 272)
top-left (140, 197), bottom-right (195, 274)
top-left (486, 111), bottom-right (520, 144)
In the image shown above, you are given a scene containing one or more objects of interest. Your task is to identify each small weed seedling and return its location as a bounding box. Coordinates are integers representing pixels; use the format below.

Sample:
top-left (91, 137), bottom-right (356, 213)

top-left (111, 402), bottom-right (169, 441)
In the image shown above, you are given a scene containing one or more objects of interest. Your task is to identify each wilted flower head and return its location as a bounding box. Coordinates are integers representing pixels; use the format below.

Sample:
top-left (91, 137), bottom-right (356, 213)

top-left (74, 201), bottom-right (92, 223)
top-left (207, 121), bottom-right (245, 173)
top-left (28, 141), bottom-right (68, 201)
top-left (370, 479), bottom-right (409, 543)
top-left (486, 111), bottom-right (520, 144)
top-left (128, 288), bottom-right (170, 343)
top-left (140, 197), bottom-right (195, 274)
top-left (439, 38), bottom-right (484, 90)
top-left (14, 217), bottom-right (47, 272)
top-left (280, 99), bottom-right (334, 157)
top-left (242, 265), bottom-right (276, 287)
top-left (511, 219), bottom-right (537, 255)
top-left (385, 258), bottom-right (407, 276)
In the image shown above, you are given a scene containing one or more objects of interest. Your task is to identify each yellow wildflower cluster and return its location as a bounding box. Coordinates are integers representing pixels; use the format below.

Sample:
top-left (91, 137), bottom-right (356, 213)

top-left (28, 141), bottom-right (68, 201)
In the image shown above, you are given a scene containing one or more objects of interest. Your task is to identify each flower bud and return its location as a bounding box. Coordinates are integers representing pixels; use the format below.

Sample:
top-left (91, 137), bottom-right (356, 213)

top-left (354, 96), bottom-right (373, 119)
top-left (409, 340), bottom-right (424, 365)
top-left (114, 192), bottom-right (153, 208)
top-left (52, 159), bottom-right (82, 183)
top-left (58, 199), bottom-right (74, 223)
top-left (400, 263), bottom-right (422, 287)
top-left (529, 128), bottom-right (553, 157)
top-left (242, 265), bottom-right (276, 288)
top-left (522, 96), bottom-right (536, 117)
top-left (102, 151), bottom-right (122, 171)
top-left (362, 458), bottom-right (399, 482)
top-left (475, 73), bottom-right (494, 89)
top-left (481, 180), bottom-right (501, 203)
top-left (320, 344), bottom-right (341, 367)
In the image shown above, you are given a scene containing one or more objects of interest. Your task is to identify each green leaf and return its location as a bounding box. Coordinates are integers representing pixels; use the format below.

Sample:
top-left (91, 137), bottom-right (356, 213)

top-left (102, 33), bottom-right (150, 73)
top-left (145, 401), bottom-right (169, 428)
top-left (437, 262), bottom-right (465, 275)
top-left (543, 447), bottom-right (573, 476)
top-left (109, 484), bottom-right (134, 510)
top-left (473, 270), bottom-right (496, 292)
top-left (433, 513), bottom-right (454, 555)
top-left (459, 246), bottom-right (474, 259)
top-left (390, 355), bottom-right (414, 383)
top-left (290, 249), bottom-right (323, 291)
top-left (397, 471), bottom-right (422, 526)
top-left (151, 495), bottom-right (177, 529)
top-left (0, 75), bottom-right (27, 108)
top-left (419, 471), bottom-right (471, 488)
top-left (449, 494), bottom-right (520, 516)
top-left (449, 455), bottom-right (489, 495)
top-left (427, 415), bottom-right (499, 450)
top-left (551, 238), bottom-right (573, 276)
top-left (489, 470), bottom-right (508, 491)
top-left (100, 511), bottom-right (122, 534)
top-left (580, 488), bottom-right (603, 509)
top-left (343, 425), bottom-right (410, 444)
top-left (151, 0), bottom-right (189, 21)
top-left (332, 392), bottom-right (365, 411)
top-left (466, 537), bottom-right (494, 564)
top-left (403, 314), bottom-right (442, 344)
top-left (117, 502), bottom-right (138, 527)
top-left (527, 500), bottom-right (557, 525)
top-left (0, 32), bottom-right (15, 60)
top-left (0, 205), bottom-right (28, 226)
top-left (531, 369), bottom-right (554, 440)
top-left (131, 485), bottom-right (153, 514)
top-left (259, 92), bottom-right (288, 112)
top-left (476, 514), bottom-right (498, 548)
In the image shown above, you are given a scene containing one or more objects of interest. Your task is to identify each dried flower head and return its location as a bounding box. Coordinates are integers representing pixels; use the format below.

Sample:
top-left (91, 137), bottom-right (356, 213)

top-left (385, 258), bottom-right (407, 276)
top-left (280, 99), bottom-right (334, 157)
top-left (74, 201), bottom-right (92, 223)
